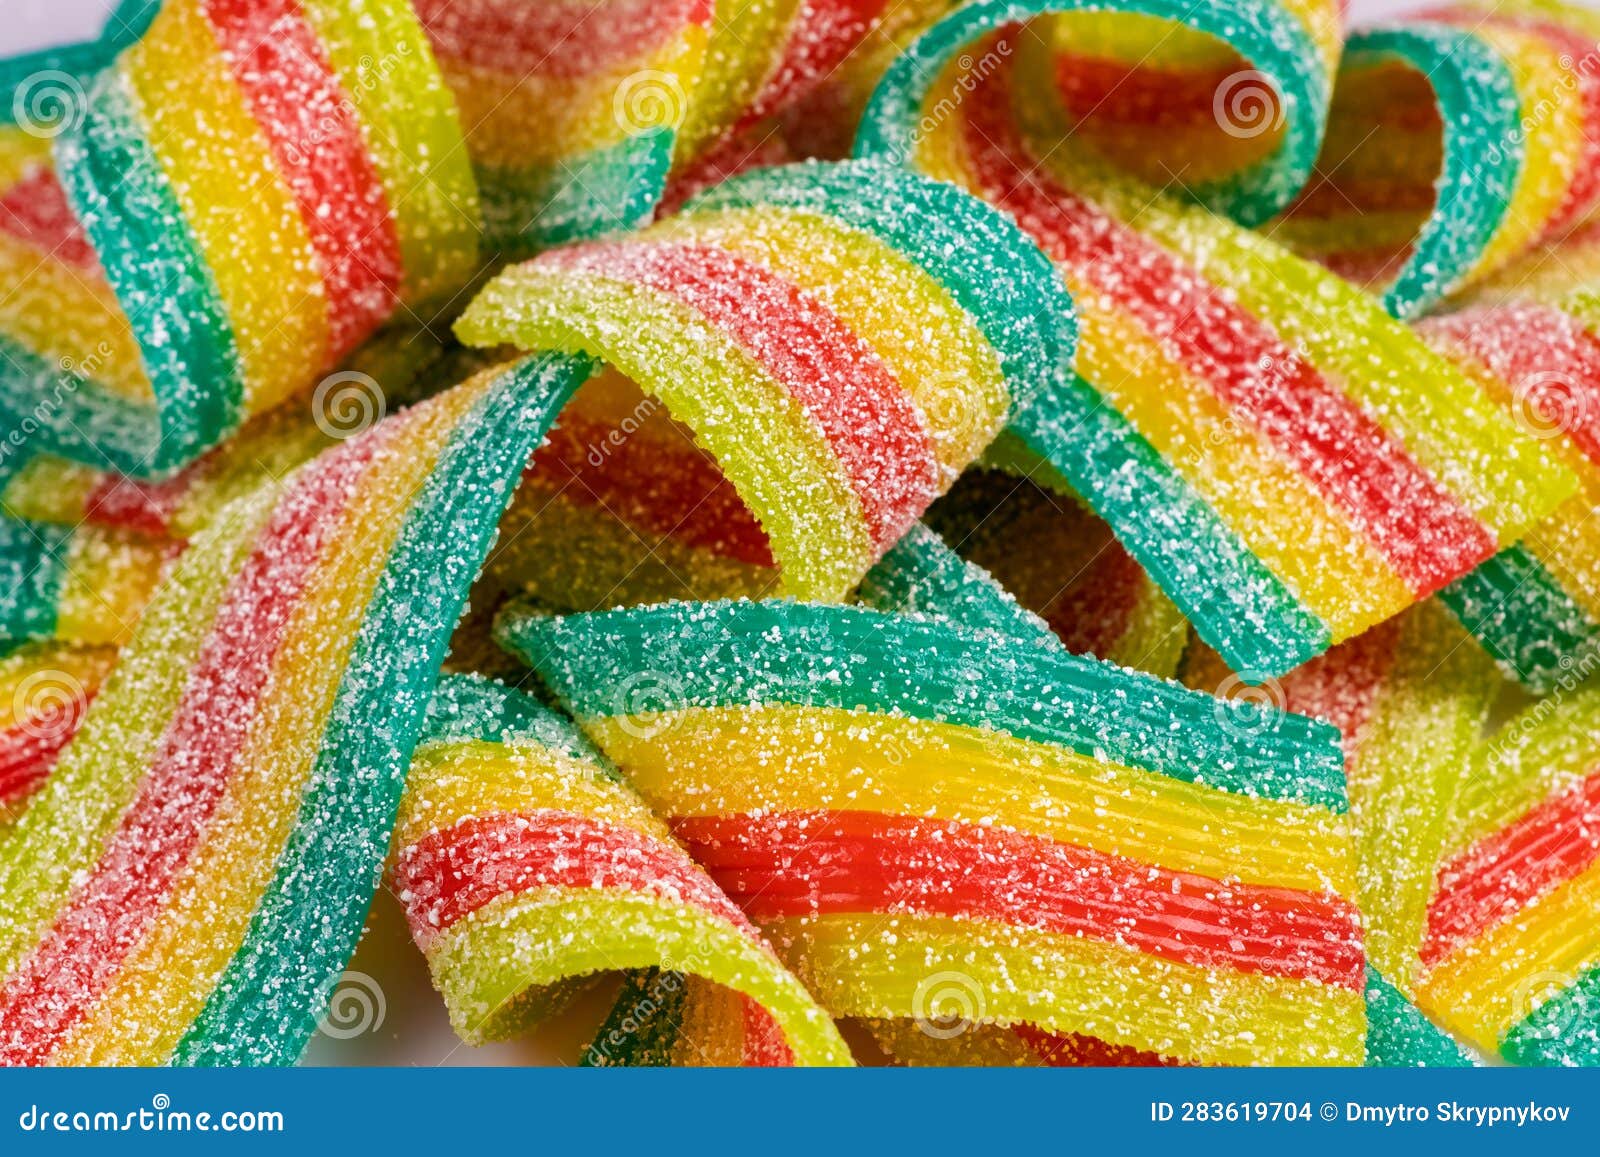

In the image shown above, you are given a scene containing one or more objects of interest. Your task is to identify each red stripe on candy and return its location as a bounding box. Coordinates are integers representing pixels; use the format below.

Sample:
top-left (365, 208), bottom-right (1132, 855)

top-left (393, 809), bottom-right (762, 944)
top-left (0, 691), bottom-right (96, 809)
top-left (1422, 769), bottom-right (1600, 971)
top-left (676, 810), bottom-right (1366, 989)
top-left (1422, 304), bottom-right (1600, 470)
top-left (413, 0), bottom-right (711, 81)
top-left (539, 240), bottom-right (941, 552)
top-left (202, 0), bottom-right (401, 364)
top-left (739, 995), bottom-right (795, 1067)
top-left (529, 410), bottom-right (777, 568)
top-left (0, 167), bottom-right (100, 271)
top-left (0, 430), bottom-right (388, 1065)
top-left (962, 60), bottom-right (1496, 596)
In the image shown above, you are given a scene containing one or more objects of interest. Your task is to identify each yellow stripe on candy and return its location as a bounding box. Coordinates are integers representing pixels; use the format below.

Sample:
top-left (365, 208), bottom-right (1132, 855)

top-left (652, 207), bottom-right (1011, 474)
top-left (1077, 168), bottom-right (1577, 538)
top-left (1466, 25), bottom-right (1587, 286)
top-left (0, 231), bottom-right (151, 402)
top-left (55, 382), bottom-right (491, 1066)
top-left (458, 267), bottom-right (873, 599)
top-left (770, 911), bottom-right (1367, 1066)
top-left (1418, 856), bottom-right (1600, 1051)
top-left (421, 885), bottom-right (851, 1061)
top-left (53, 529), bottom-right (171, 647)
top-left (393, 738), bottom-right (675, 853)
top-left (123, 0), bottom-right (327, 415)
top-left (676, 0), bottom-right (801, 164)
top-left (586, 704), bottom-right (1358, 899)
top-left (0, 487), bottom-right (279, 983)
top-left (1073, 303), bottom-right (1413, 640)
top-left (447, 25), bottom-right (708, 169)
top-left (296, 0), bottom-right (481, 304)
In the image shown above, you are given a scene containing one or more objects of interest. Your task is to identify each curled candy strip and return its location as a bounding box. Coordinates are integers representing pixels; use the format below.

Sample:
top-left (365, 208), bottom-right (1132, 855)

top-left (391, 674), bottom-right (849, 1064)
top-left (0, 160), bottom-right (1052, 1064)
top-left (500, 598), bottom-right (1367, 1066)
top-left (1277, 0), bottom-right (1600, 319)
top-left (0, 643), bottom-right (114, 834)
top-left (0, 0), bottom-right (479, 475)
top-left (855, 0), bottom-right (1574, 680)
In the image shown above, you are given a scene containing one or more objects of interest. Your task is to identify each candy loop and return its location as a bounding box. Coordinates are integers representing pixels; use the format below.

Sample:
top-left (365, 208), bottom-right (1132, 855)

top-left (497, 597), bottom-right (1365, 1065)
top-left (391, 674), bottom-right (850, 1064)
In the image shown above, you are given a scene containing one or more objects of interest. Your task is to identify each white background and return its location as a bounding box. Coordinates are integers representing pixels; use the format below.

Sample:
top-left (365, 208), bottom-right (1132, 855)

top-left (0, 0), bottom-right (1483, 56)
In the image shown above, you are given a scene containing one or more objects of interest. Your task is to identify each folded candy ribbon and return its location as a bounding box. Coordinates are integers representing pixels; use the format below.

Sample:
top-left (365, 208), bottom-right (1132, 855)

top-left (390, 673), bottom-right (850, 1064)
top-left (0, 0), bottom-right (480, 476)
top-left (0, 156), bottom-right (1066, 1065)
top-left (854, 0), bottom-right (1575, 680)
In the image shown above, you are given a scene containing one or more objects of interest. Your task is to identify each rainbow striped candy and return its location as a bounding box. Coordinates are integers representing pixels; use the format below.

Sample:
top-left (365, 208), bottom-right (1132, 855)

top-left (392, 673), bottom-right (849, 1064)
top-left (456, 159), bottom-right (1075, 602)
top-left (1185, 602), bottom-right (1500, 996)
top-left (0, 0), bottom-right (480, 476)
top-left (0, 355), bottom-right (586, 1065)
top-left (501, 599), bottom-right (1368, 1066)
top-left (855, 0), bottom-right (1575, 680)
top-left (1418, 685), bottom-right (1600, 1066)
top-left (0, 159), bottom-right (1061, 1064)
top-left (1275, 0), bottom-right (1600, 319)
top-left (415, 0), bottom-right (711, 253)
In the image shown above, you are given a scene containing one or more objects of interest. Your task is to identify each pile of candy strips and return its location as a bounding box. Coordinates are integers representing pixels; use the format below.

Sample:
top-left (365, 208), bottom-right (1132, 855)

top-left (5, 0), bottom-right (1600, 1068)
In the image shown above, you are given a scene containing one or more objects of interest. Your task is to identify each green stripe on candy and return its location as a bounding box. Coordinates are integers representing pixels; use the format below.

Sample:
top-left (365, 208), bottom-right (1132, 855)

top-left (854, 0), bottom-right (1331, 228)
top-left (1501, 961), bottom-right (1600, 1067)
top-left (175, 354), bottom-right (590, 1065)
top-left (478, 128), bottom-right (674, 258)
top-left (1439, 545), bottom-right (1600, 696)
top-left (585, 968), bottom-right (690, 1068)
top-left (1006, 374), bottom-right (1330, 679)
top-left (420, 672), bottom-right (607, 767)
top-left (501, 599), bottom-right (1348, 812)
top-left (686, 159), bottom-right (1076, 413)
top-left (49, 67), bottom-right (244, 475)
top-left (0, 517), bottom-right (67, 642)
top-left (1364, 969), bottom-right (1474, 1068)
top-left (1343, 27), bottom-right (1523, 320)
